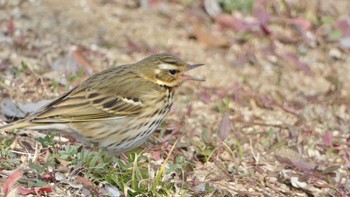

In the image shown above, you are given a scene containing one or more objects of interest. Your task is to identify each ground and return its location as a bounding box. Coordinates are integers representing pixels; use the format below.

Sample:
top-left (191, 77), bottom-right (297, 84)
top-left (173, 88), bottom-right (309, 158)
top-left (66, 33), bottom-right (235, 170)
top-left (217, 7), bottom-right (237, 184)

top-left (0, 0), bottom-right (350, 196)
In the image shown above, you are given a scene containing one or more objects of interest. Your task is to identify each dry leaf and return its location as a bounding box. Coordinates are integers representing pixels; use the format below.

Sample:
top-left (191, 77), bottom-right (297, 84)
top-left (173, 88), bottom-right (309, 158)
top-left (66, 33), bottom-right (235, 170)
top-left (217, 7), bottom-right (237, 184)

top-left (72, 47), bottom-right (93, 74)
top-left (204, 0), bottom-right (222, 18)
top-left (218, 112), bottom-right (231, 141)
top-left (282, 52), bottom-right (314, 76)
top-left (3, 170), bottom-right (23, 197)
top-left (190, 23), bottom-right (229, 48)
top-left (75, 176), bottom-right (94, 187)
top-left (323, 131), bottom-right (333, 147)
top-left (336, 20), bottom-right (350, 37)
top-left (18, 186), bottom-right (53, 196)
top-left (0, 99), bottom-right (51, 119)
top-left (104, 183), bottom-right (121, 197)
top-left (7, 18), bottom-right (15, 37)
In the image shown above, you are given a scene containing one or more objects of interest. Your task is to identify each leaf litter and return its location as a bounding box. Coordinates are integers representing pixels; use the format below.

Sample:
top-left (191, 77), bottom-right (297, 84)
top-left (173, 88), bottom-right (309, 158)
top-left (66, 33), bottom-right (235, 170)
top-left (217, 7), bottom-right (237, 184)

top-left (0, 0), bottom-right (350, 196)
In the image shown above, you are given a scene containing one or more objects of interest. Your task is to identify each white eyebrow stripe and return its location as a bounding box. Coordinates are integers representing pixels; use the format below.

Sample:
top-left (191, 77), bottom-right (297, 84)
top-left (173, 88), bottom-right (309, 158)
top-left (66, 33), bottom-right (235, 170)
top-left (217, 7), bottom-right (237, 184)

top-left (158, 63), bottom-right (178, 70)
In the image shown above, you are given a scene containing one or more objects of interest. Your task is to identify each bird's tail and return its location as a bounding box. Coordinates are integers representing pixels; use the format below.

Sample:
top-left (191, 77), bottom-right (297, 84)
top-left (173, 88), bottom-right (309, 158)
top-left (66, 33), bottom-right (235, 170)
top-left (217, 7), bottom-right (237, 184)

top-left (0, 119), bottom-right (32, 132)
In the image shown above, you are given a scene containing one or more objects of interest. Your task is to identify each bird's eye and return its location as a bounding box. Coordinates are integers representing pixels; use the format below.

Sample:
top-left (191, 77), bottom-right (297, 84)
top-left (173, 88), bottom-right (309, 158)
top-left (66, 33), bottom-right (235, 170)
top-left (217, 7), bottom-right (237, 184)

top-left (168, 69), bottom-right (178, 75)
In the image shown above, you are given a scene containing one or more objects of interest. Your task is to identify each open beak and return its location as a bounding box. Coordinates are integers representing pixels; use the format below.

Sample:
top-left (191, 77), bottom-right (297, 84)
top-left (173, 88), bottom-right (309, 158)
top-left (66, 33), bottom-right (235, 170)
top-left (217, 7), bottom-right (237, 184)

top-left (181, 64), bottom-right (205, 81)
top-left (188, 63), bottom-right (204, 70)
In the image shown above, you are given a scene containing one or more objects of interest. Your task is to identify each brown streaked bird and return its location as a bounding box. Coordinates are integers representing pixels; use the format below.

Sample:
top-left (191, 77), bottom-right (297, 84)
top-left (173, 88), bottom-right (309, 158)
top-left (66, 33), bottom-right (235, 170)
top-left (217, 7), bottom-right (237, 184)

top-left (0, 53), bottom-right (204, 154)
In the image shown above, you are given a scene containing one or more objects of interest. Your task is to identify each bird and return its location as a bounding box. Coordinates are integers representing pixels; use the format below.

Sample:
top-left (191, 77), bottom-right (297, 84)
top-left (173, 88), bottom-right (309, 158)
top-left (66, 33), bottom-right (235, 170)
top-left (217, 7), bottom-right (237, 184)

top-left (0, 53), bottom-right (204, 154)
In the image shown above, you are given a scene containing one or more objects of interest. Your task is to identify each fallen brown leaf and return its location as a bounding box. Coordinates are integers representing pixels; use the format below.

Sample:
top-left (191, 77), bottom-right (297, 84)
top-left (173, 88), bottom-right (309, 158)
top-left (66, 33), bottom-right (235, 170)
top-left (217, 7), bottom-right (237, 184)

top-left (218, 112), bottom-right (231, 141)
top-left (18, 186), bottom-right (53, 196)
top-left (2, 170), bottom-right (23, 197)
top-left (190, 22), bottom-right (230, 48)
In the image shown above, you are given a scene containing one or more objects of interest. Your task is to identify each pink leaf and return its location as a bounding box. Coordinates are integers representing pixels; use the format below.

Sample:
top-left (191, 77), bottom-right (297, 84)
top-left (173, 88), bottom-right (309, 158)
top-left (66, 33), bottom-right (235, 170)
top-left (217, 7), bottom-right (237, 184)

top-left (71, 48), bottom-right (93, 74)
top-left (280, 103), bottom-right (299, 116)
top-left (34, 187), bottom-right (53, 195)
top-left (148, 0), bottom-right (161, 7)
top-left (258, 95), bottom-right (275, 108)
top-left (7, 18), bottom-right (15, 36)
top-left (283, 52), bottom-right (313, 76)
top-left (336, 20), bottom-right (350, 37)
top-left (198, 91), bottom-right (211, 103)
top-left (290, 159), bottom-right (313, 173)
top-left (3, 170), bottom-right (23, 197)
top-left (18, 187), bottom-right (35, 195)
top-left (253, 8), bottom-right (270, 25)
top-left (19, 186), bottom-right (53, 196)
top-left (218, 112), bottom-right (231, 141)
top-left (260, 23), bottom-right (271, 35)
top-left (292, 18), bottom-right (311, 33)
top-left (152, 151), bottom-right (161, 160)
top-left (215, 14), bottom-right (252, 33)
top-left (323, 132), bottom-right (333, 147)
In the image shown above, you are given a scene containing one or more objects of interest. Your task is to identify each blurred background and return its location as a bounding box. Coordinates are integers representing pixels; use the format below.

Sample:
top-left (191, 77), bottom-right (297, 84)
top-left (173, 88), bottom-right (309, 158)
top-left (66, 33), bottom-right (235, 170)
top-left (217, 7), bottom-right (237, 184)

top-left (0, 0), bottom-right (350, 196)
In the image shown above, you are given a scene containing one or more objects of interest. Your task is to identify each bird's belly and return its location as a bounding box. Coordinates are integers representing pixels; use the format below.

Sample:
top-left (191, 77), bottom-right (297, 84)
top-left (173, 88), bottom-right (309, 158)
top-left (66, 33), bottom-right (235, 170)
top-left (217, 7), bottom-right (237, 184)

top-left (106, 108), bottom-right (170, 153)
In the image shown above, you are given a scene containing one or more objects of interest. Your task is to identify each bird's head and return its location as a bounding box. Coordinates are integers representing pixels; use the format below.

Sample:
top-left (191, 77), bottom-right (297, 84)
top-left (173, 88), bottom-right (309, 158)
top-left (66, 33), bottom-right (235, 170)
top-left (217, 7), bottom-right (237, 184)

top-left (136, 53), bottom-right (204, 88)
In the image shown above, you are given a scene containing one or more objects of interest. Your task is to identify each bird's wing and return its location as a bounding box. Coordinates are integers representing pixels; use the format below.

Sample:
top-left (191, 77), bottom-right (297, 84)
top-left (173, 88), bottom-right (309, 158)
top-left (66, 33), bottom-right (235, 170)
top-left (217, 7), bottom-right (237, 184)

top-left (29, 85), bottom-right (144, 123)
